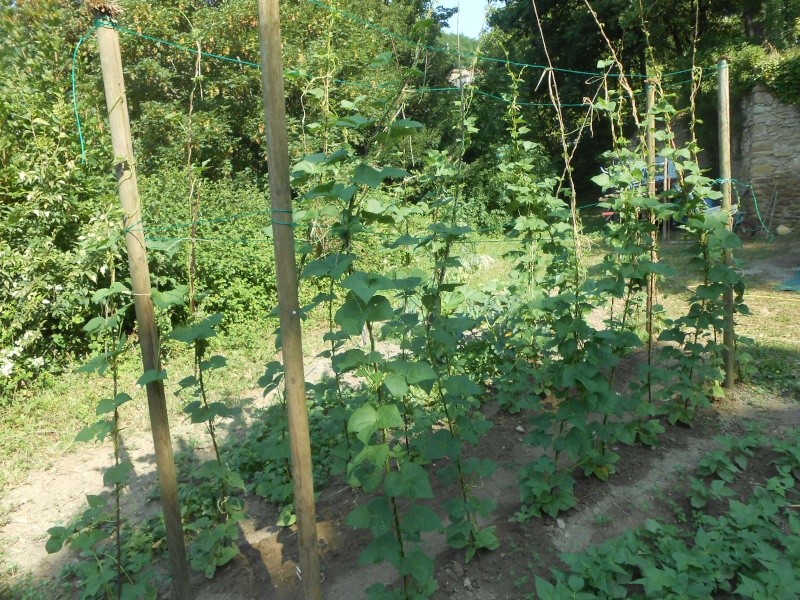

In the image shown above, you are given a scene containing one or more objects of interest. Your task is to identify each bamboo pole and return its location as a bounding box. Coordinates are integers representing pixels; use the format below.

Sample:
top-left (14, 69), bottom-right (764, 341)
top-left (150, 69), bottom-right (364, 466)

top-left (646, 82), bottom-right (657, 200)
top-left (255, 0), bottom-right (322, 597)
top-left (717, 58), bottom-right (736, 389)
top-left (645, 81), bottom-right (657, 403)
top-left (94, 17), bottom-right (191, 599)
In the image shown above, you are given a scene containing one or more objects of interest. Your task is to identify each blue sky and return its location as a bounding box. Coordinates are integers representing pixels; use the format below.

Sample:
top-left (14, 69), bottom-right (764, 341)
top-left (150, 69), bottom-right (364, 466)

top-left (438, 0), bottom-right (490, 39)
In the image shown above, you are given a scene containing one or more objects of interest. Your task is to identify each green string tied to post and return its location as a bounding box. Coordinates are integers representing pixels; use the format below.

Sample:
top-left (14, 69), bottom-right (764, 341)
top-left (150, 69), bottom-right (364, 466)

top-left (714, 177), bottom-right (774, 241)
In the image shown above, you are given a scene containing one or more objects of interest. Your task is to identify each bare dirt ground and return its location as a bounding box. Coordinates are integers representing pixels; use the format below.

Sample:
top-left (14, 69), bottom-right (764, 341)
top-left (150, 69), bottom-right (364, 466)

top-left (1, 237), bottom-right (798, 599)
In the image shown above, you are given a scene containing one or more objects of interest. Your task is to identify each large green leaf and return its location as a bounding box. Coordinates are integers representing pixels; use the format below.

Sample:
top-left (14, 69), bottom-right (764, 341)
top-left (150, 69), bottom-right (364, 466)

top-left (137, 369), bottom-right (168, 386)
top-left (95, 392), bottom-right (132, 416)
top-left (348, 405), bottom-right (377, 443)
top-left (103, 461), bottom-right (134, 486)
top-left (302, 253), bottom-right (356, 279)
top-left (342, 272), bottom-right (393, 303)
top-left (334, 292), bottom-right (394, 335)
top-left (167, 313), bottom-right (223, 344)
top-left (151, 285), bottom-right (188, 310)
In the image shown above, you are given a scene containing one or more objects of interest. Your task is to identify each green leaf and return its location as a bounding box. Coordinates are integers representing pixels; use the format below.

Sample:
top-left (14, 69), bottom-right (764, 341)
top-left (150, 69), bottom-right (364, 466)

top-left (95, 392), bottom-right (132, 415)
top-left (75, 420), bottom-right (115, 443)
top-left (399, 547), bottom-right (434, 584)
top-left (302, 253), bottom-right (356, 279)
top-left (380, 166), bottom-right (409, 180)
top-left (535, 576), bottom-right (556, 598)
top-left (375, 405), bottom-right (404, 430)
top-left (346, 504), bottom-right (372, 529)
top-left (354, 164), bottom-right (384, 188)
top-left (365, 296), bottom-right (394, 322)
top-left (364, 197), bottom-right (387, 215)
top-left (83, 315), bottom-right (117, 334)
top-left (384, 373), bottom-right (409, 398)
top-left (442, 374), bottom-right (483, 397)
top-left (419, 429), bottom-right (461, 461)
top-left (336, 115), bottom-right (375, 130)
top-left (167, 313), bottom-right (223, 344)
top-left (258, 360), bottom-right (284, 395)
top-left (276, 504), bottom-right (296, 527)
top-left (342, 272), bottom-right (392, 303)
top-left (178, 375), bottom-right (198, 389)
top-left (146, 238), bottom-right (183, 257)
top-left (45, 527), bottom-right (68, 554)
top-left (400, 504), bottom-right (441, 533)
top-left (137, 369), bottom-right (167, 386)
top-left (103, 461), bottom-right (134, 486)
top-left (76, 353), bottom-right (111, 375)
top-left (348, 405), bottom-right (378, 443)
top-left (184, 400), bottom-right (235, 424)
top-left (85, 495), bottom-right (107, 509)
top-left (645, 519), bottom-right (660, 533)
top-left (334, 293), bottom-right (394, 335)
top-left (385, 463), bottom-right (433, 499)
top-left (333, 348), bottom-right (371, 373)
top-left (475, 526), bottom-right (500, 551)
top-left (335, 294), bottom-right (369, 336)
top-left (591, 173), bottom-right (611, 189)
top-left (382, 119), bottom-right (423, 140)
top-left (90, 282), bottom-right (130, 304)
top-left (151, 285), bottom-right (187, 309)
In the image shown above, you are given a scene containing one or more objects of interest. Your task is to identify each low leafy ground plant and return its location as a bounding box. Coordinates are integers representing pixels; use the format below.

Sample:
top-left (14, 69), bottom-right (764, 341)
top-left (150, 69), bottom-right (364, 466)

top-left (535, 431), bottom-right (800, 600)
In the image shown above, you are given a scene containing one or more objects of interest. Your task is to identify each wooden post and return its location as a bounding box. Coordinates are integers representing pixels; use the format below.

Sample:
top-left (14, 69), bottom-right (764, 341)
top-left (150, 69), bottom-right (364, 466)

top-left (645, 81), bottom-right (658, 402)
top-left (94, 16), bottom-right (191, 599)
top-left (256, 1), bottom-right (322, 598)
top-left (717, 58), bottom-right (736, 389)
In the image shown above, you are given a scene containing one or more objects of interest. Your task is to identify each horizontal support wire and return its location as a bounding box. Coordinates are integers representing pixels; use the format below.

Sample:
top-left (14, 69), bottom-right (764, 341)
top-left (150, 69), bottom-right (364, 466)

top-left (71, 15), bottom-right (716, 161)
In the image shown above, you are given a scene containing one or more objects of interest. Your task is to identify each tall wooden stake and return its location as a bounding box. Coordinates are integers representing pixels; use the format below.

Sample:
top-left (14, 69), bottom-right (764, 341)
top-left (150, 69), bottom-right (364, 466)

top-left (645, 81), bottom-right (657, 403)
top-left (95, 17), bottom-right (191, 599)
top-left (256, 1), bottom-right (322, 598)
top-left (717, 58), bottom-right (736, 389)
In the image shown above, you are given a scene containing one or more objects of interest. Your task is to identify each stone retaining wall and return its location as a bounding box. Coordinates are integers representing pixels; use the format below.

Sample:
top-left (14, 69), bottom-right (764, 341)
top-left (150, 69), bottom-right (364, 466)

top-left (737, 85), bottom-right (800, 229)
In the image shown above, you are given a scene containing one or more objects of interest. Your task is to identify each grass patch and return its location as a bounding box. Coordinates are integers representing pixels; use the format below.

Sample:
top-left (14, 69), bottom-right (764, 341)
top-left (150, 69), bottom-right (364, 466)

top-left (0, 332), bottom-right (278, 492)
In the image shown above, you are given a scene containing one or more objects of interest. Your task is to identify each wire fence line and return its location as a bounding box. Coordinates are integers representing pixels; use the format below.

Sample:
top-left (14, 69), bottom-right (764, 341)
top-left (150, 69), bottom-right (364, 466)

top-left (71, 14), bottom-right (714, 159)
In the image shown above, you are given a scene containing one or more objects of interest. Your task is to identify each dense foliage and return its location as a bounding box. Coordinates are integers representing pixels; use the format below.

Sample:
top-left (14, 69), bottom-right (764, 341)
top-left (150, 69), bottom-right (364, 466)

top-left (0, 0), bottom-right (462, 397)
top-left (479, 0), bottom-right (800, 188)
top-left (3, 0), bottom-right (791, 396)
top-left (0, 0), bottom-right (769, 598)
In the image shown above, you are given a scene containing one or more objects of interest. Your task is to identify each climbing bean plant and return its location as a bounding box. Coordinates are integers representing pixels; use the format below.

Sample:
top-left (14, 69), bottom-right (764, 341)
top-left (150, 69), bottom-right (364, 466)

top-left (48, 23), bottom-right (754, 600)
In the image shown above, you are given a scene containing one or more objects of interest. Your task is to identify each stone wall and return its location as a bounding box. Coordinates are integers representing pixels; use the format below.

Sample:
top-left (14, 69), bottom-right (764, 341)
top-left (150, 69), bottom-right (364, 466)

top-left (737, 85), bottom-right (800, 229)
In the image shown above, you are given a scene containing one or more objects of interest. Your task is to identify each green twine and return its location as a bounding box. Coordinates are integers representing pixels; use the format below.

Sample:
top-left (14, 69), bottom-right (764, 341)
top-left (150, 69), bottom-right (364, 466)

top-left (110, 23), bottom-right (260, 68)
top-left (145, 209), bottom-right (273, 232)
top-left (72, 28), bottom-right (96, 163)
top-left (304, 0), bottom-right (632, 78)
top-left (123, 220), bottom-right (143, 235)
top-left (270, 208), bottom-right (294, 227)
top-left (716, 178), bottom-right (774, 241)
top-left (106, 25), bottom-right (589, 109)
top-left (70, 17), bottom-right (701, 161)
top-left (146, 236), bottom-right (276, 244)
top-left (136, 209), bottom-right (296, 234)
top-left (304, 0), bottom-right (710, 80)
top-left (71, 12), bottom-right (715, 165)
